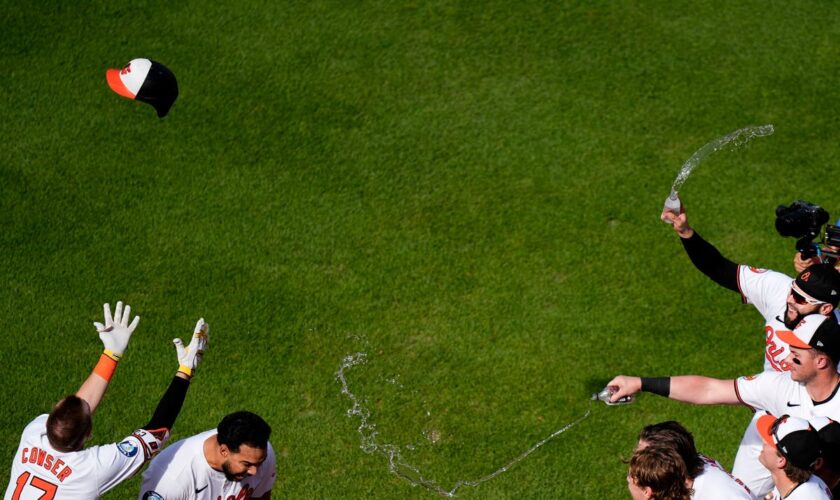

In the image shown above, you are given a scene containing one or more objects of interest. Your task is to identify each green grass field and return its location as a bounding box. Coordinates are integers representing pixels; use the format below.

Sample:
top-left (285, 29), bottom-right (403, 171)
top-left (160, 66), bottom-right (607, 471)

top-left (3, 1), bottom-right (840, 497)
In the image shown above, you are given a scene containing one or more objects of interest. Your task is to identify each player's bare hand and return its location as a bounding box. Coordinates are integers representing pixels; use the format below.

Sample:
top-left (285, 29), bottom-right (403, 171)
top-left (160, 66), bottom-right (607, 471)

top-left (606, 376), bottom-right (641, 402)
top-left (174, 318), bottom-right (209, 378)
top-left (661, 205), bottom-right (693, 238)
top-left (94, 301), bottom-right (139, 360)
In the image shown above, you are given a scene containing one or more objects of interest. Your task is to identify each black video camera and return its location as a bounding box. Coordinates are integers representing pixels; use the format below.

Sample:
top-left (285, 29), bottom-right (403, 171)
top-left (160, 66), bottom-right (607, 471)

top-left (775, 200), bottom-right (840, 262)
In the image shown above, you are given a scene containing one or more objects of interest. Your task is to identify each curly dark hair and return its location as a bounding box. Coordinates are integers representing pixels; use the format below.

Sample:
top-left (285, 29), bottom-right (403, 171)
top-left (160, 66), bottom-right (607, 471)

top-left (217, 411), bottom-right (272, 452)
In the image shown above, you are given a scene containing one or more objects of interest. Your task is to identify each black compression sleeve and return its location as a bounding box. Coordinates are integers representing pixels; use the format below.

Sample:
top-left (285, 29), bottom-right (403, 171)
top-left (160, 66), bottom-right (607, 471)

top-left (680, 231), bottom-right (740, 293)
top-left (641, 377), bottom-right (671, 397)
top-left (143, 376), bottom-right (190, 431)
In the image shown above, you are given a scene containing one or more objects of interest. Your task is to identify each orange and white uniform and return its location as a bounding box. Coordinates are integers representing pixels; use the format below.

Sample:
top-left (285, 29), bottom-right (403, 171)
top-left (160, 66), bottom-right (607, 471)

top-left (139, 429), bottom-right (276, 500)
top-left (731, 266), bottom-right (799, 496)
top-left (692, 454), bottom-right (754, 499)
top-left (4, 414), bottom-right (167, 500)
top-left (767, 475), bottom-right (831, 500)
top-left (737, 266), bottom-right (796, 373)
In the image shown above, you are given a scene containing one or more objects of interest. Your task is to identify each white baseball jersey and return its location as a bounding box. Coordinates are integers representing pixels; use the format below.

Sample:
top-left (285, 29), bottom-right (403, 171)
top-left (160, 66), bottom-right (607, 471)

top-left (139, 429), bottom-right (276, 500)
top-left (692, 454), bottom-right (754, 499)
top-left (732, 265), bottom-right (797, 496)
top-left (737, 265), bottom-right (796, 373)
top-left (767, 474), bottom-right (831, 500)
top-left (3, 414), bottom-right (167, 500)
top-left (732, 413), bottom-right (772, 497)
top-left (736, 371), bottom-right (840, 418)
top-left (731, 371), bottom-right (840, 498)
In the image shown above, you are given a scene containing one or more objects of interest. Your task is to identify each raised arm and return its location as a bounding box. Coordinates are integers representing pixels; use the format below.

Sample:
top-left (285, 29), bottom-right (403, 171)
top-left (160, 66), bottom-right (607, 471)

top-left (661, 196), bottom-right (740, 292)
top-left (607, 375), bottom-right (740, 405)
top-left (76, 301), bottom-right (139, 413)
top-left (96, 320), bottom-right (210, 495)
top-left (142, 319), bottom-right (209, 433)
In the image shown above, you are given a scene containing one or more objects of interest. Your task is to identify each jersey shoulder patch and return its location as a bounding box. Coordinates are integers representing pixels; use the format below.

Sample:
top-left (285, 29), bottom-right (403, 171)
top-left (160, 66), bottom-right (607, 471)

top-left (748, 266), bottom-right (768, 274)
top-left (117, 439), bottom-right (139, 457)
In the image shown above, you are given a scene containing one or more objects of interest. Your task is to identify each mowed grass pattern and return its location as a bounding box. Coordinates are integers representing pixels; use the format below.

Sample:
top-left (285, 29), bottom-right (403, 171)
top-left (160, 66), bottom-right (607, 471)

top-left (3, 1), bottom-right (840, 498)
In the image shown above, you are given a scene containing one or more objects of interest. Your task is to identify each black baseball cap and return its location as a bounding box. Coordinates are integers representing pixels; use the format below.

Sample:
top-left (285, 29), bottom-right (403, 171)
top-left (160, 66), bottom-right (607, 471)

top-left (106, 58), bottom-right (179, 117)
top-left (757, 414), bottom-right (821, 469)
top-left (794, 263), bottom-right (840, 307)
top-left (778, 314), bottom-right (840, 361)
top-left (811, 416), bottom-right (840, 465)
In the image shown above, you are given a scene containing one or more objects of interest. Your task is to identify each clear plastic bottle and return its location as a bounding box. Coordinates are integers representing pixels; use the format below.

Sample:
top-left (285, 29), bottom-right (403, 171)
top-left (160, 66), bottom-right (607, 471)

top-left (592, 387), bottom-right (634, 405)
top-left (662, 191), bottom-right (681, 223)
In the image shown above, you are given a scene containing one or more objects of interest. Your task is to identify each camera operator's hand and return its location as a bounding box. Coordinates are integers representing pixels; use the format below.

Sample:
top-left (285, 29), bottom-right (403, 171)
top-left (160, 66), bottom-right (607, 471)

top-left (794, 245), bottom-right (840, 273)
top-left (793, 251), bottom-right (822, 274)
top-left (660, 196), bottom-right (693, 238)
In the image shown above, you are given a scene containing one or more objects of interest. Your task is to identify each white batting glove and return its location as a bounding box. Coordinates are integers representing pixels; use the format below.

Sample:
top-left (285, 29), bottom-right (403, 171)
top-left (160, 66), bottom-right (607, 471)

top-left (174, 318), bottom-right (209, 377)
top-left (93, 301), bottom-right (140, 361)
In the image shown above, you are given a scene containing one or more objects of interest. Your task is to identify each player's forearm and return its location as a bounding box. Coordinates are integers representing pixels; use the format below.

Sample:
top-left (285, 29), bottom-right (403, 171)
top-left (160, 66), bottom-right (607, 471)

top-left (680, 231), bottom-right (740, 292)
top-left (143, 375), bottom-right (191, 431)
top-left (76, 373), bottom-right (109, 412)
top-left (668, 376), bottom-right (739, 405)
top-left (76, 352), bottom-right (120, 413)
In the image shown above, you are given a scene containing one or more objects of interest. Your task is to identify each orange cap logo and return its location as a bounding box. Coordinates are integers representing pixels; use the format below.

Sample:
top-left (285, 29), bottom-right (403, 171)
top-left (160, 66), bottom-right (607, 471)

top-left (801, 272), bottom-right (811, 282)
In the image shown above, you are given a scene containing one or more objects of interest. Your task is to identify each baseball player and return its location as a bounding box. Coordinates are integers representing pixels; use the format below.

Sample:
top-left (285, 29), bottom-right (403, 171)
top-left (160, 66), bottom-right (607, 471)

top-left (661, 197), bottom-right (840, 496)
top-left (627, 444), bottom-right (692, 500)
top-left (756, 414), bottom-right (831, 499)
top-left (607, 313), bottom-right (840, 495)
top-left (661, 197), bottom-right (840, 372)
top-left (636, 421), bottom-right (754, 499)
top-left (4, 302), bottom-right (209, 500)
top-left (138, 411), bottom-right (276, 500)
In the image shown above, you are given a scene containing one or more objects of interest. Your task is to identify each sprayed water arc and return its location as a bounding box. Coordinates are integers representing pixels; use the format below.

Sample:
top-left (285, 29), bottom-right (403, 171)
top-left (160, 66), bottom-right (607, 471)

top-left (664, 124), bottom-right (774, 213)
top-left (337, 353), bottom-right (591, 497)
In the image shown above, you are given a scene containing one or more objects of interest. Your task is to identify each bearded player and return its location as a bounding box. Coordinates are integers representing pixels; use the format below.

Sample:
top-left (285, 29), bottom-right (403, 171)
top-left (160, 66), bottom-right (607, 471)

top-left (662, 197), bottom-right (840, 497)
top-left (139, 411), bottom-right (275, 500)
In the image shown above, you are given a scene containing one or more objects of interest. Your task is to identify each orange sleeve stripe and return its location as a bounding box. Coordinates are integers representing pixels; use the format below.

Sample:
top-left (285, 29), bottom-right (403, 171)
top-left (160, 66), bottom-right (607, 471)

top-left (93, 353), bottom-right (118, 381)
top-left (733, 379), bottom-right (756, 412)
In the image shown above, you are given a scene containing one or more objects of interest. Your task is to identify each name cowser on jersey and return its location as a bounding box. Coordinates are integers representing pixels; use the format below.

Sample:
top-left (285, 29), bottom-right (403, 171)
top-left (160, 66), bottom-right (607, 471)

top-left (4, 415), bottom-right (168, 500)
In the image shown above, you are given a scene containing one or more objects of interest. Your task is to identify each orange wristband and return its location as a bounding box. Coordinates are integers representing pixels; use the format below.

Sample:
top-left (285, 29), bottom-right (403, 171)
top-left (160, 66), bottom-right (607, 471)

top-left (93, 353), bottom-right (118, 381)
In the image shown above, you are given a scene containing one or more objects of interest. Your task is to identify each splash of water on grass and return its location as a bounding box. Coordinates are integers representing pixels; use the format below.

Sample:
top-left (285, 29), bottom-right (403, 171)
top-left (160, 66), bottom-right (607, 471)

top-left (336, 352), bottom-right (591, 497)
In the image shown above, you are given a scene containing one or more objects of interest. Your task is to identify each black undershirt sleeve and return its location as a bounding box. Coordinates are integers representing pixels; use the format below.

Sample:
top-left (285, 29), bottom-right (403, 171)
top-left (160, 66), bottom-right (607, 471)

top-left (143, 376), bottom-right (190, 431)
top-left (680, 231), bottom-right (740, 293)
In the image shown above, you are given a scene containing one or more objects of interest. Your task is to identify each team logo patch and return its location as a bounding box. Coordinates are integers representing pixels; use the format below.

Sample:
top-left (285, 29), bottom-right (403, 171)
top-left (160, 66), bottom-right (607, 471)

top-left (117, 440), bottom-right (139, 457)
top-left (748, 267), bottom-right (768, 274)
top-left (743, 374), bottom-right (758, 381)
top-left (142, 492), bottom-right (164, 500)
